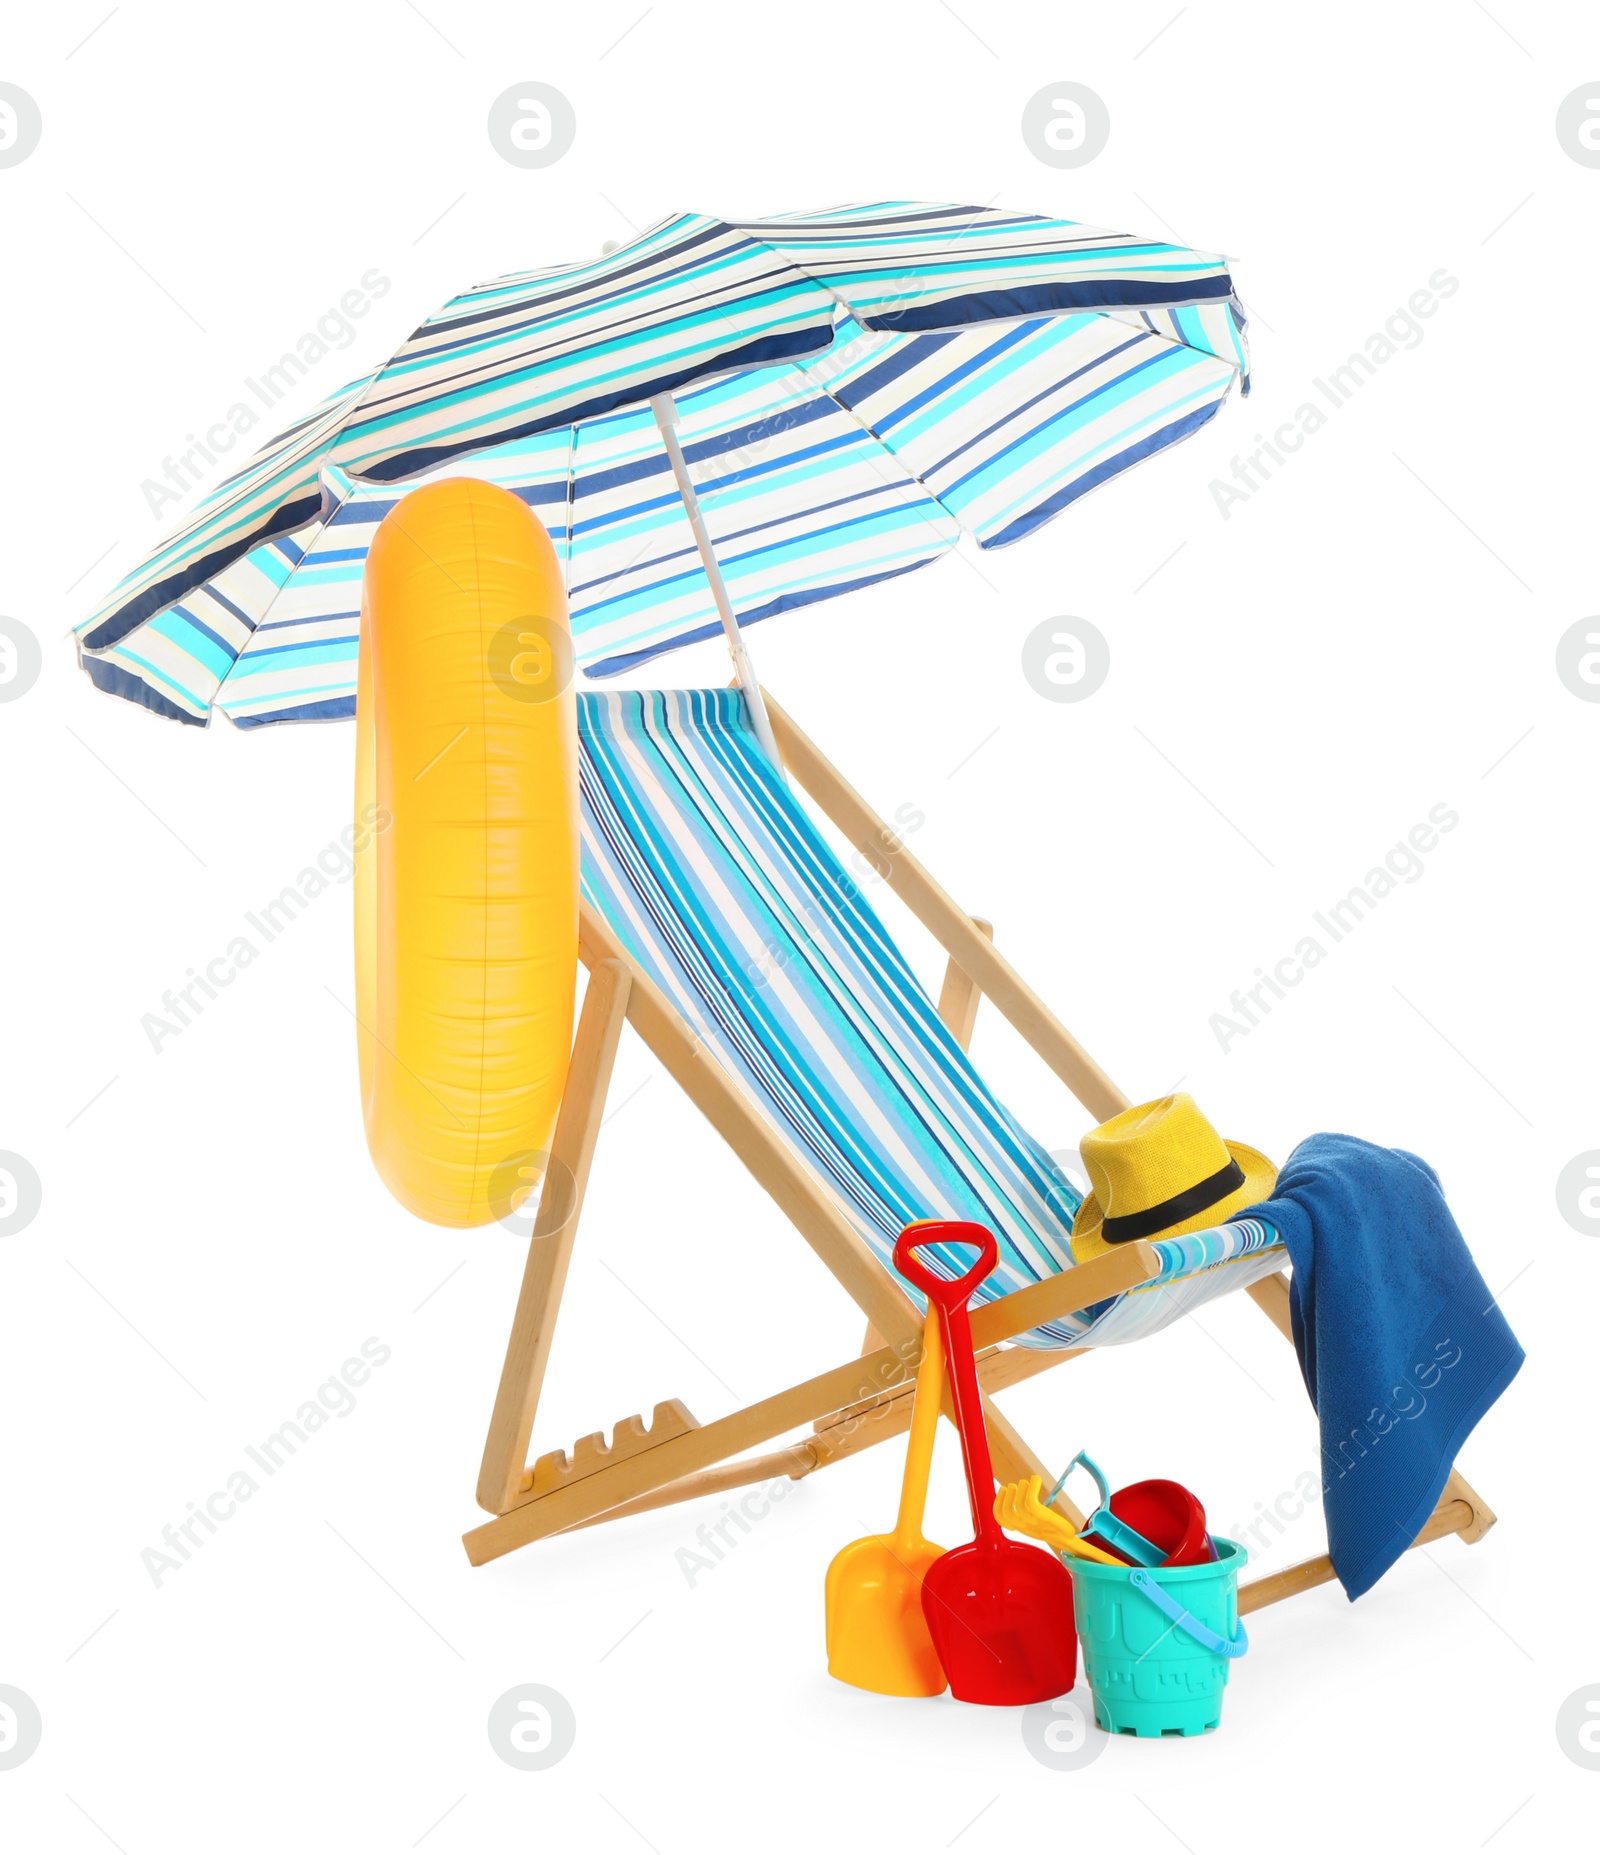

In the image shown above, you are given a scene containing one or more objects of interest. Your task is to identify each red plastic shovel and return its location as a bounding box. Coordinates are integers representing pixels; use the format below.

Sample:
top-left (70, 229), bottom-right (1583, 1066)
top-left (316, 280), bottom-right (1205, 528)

top-left (893, 1221), bottom-right (1078, 1706)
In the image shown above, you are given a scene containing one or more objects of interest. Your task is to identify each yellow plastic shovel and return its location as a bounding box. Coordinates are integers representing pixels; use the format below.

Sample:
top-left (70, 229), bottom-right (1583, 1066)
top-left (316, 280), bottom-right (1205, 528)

top-left (824, 1313), bottom-right (948, 1696)
top-left (995, 1476), bottom-right (1129, 1565)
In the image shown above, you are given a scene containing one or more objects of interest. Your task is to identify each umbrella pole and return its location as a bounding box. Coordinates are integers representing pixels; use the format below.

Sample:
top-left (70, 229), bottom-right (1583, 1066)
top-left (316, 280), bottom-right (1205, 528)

top-left (649, 391), bottom-right (784, 772)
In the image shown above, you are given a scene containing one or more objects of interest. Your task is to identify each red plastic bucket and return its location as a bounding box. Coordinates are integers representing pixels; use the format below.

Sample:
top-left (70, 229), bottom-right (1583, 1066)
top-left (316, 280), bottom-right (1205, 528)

top-left (1087, 1479), bottom-right (1212, 1568)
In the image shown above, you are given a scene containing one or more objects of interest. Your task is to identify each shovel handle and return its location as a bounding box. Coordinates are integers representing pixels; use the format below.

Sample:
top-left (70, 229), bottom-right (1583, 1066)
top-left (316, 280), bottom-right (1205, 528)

top-left (893, 1222), bottom-right (999, 1541)
top-left (890, 1312), bottom-right (943, 1552)
top-left (892, 1220), bottom-right (999, 1307)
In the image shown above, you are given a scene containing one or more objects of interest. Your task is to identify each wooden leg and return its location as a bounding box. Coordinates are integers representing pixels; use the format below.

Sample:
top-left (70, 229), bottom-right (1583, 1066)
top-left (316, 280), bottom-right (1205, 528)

top-left (936, 916), bottom-right (993, 1052)
top-left (1441, 1465), bottom-right (1496, 1542)
top-left (1238, 1492), bottom-right (1476, 1613)
top-left (1237, 1268), bottom-right (1499, 1611)
top-left (475, 960), bottom-right (632, 1514)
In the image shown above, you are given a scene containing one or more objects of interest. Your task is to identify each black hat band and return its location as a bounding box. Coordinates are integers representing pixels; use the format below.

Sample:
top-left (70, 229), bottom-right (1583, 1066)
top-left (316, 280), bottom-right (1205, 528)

top-left (1099, 1158), bottom-right (1246, 1244)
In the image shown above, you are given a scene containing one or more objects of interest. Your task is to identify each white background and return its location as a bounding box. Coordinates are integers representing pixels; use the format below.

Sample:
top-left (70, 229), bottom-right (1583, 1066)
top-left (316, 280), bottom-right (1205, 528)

top-left (2, 3), bottom-right (1595, 1849)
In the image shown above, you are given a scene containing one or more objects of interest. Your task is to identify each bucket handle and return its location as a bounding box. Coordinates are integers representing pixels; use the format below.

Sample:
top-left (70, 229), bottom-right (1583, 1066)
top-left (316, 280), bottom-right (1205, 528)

top-left (1128, 1568), bottom-right (1249, 1659)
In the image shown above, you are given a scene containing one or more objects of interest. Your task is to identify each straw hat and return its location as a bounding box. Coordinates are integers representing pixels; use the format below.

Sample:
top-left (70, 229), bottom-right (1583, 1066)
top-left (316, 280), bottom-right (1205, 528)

top-left (1069, 1094), bottom-right (1276, 1264)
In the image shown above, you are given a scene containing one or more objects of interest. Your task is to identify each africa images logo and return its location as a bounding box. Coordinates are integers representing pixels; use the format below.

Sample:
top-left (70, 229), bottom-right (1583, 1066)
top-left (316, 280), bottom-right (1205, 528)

top-left (1210, 804), bottom-right (1458, 1052)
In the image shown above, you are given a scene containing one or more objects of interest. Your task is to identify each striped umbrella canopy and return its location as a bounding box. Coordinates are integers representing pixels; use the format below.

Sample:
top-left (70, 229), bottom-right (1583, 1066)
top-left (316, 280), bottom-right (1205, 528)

top-left (76, 201), bottom-right (1248, 730)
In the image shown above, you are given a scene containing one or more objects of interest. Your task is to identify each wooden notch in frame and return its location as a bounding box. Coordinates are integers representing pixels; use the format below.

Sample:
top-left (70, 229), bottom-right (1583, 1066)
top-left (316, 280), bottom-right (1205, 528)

top-left (524, 1399), bottom-right (701, 1501)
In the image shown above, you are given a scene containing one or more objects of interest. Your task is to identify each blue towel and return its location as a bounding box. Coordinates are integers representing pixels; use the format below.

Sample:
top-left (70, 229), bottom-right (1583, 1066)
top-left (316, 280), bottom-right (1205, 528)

top-left (1244, 1133), bottom-right (1523, 1600)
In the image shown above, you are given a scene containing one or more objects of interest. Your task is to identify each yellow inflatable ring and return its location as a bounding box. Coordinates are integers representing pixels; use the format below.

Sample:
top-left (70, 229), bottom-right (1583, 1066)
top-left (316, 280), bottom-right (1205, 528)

top-left (354, 478), bottom-right (579, 1227)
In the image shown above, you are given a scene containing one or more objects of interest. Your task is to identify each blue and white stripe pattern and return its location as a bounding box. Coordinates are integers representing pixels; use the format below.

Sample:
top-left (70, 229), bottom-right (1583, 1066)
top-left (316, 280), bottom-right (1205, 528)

top-left (77, 203), bottom-right (1247, 726)
top-left (577, 687), bottom-right (1284, 1347)
top-left (78, 375), bottom-right (379, 724)
top-left (798, 308), bottom-right (1240, 552)
top-left (745, 201), bottom-right (1246, 331)
top-left (565, 349), bottom-right (963, 674)
top-left (220, 447), bottom-right (573, 727)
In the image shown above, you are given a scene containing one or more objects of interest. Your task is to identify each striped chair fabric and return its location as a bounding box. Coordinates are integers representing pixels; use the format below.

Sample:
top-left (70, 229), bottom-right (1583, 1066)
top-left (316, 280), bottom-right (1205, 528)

top-left (578, 687), bottom-right (1284, 1348)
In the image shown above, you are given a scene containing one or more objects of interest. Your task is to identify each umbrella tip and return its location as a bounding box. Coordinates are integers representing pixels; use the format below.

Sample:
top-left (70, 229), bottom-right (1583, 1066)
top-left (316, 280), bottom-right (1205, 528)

top-left (601, 239), bottom-right (621, 255)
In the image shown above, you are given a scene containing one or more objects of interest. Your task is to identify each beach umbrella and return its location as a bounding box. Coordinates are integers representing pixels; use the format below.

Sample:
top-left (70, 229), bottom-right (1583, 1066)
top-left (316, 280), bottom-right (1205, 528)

top-left (76, 202), bottom-right (1249, 757)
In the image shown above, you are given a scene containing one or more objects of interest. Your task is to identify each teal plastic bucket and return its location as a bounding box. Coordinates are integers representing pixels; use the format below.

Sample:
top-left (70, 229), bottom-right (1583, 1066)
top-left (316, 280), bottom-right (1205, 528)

top-left (1065, 1537), bottom-right (1248, 1738)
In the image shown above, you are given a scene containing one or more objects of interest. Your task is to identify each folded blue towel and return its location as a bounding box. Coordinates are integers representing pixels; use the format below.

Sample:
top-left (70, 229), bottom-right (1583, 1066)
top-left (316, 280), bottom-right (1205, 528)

top-left (1244, 1133), bottom-right (1523, 1600)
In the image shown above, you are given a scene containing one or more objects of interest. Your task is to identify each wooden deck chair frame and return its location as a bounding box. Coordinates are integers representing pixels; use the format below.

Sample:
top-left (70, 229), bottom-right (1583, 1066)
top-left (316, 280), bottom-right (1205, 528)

top-left (463, 689), bottom-right (1495, 1612)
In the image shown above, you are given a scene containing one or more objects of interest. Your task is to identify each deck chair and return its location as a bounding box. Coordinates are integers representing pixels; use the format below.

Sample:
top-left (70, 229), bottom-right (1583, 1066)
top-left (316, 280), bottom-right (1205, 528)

top-left (463, 687), bottom-right (1495, 1612)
